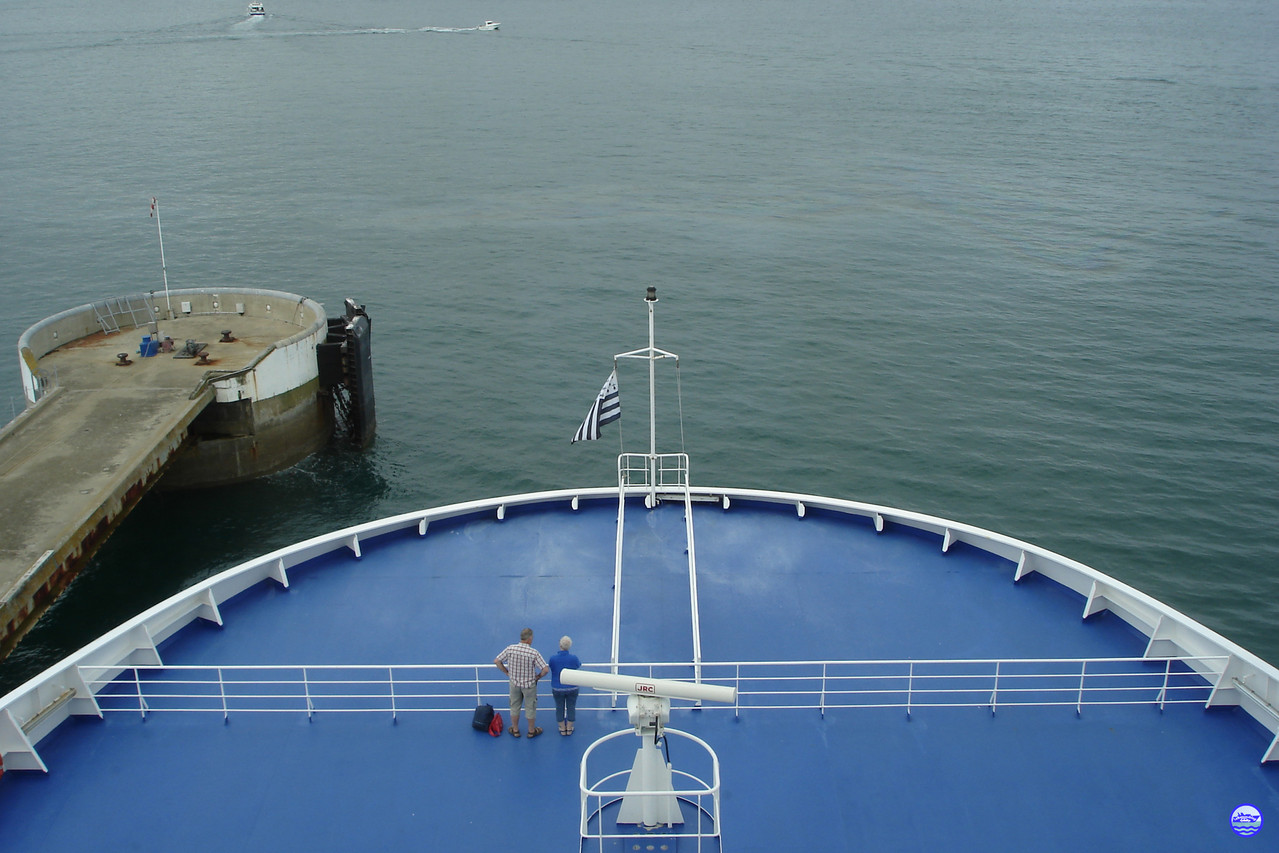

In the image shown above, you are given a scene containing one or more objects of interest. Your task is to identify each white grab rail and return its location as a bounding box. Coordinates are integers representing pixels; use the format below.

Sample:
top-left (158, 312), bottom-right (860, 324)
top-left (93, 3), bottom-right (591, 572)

top-left (77, 656), bottom-right (1225, 719)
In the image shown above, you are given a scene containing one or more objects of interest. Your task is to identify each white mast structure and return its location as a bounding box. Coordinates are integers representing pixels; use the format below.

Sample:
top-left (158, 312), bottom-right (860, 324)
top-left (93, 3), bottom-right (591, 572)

top-left (610, 287), bottom-right (704, 686)
top-left (614, 286), bottom-right (678, 506)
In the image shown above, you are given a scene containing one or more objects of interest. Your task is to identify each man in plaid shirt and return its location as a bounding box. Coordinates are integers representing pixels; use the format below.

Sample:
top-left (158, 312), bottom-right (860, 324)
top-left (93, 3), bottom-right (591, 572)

top-left (495, 627), bottom-right (550, 738)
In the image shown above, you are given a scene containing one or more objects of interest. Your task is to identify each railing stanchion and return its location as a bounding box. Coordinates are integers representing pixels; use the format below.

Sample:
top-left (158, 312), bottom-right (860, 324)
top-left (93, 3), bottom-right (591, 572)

top-left (134, 667), bottom-right (146, 719)
top-left (1158, 658), bottom-right (1172, 711)
top-left (1076, 660), bottom-right (1087, 716)
top-left (820, 663), bottom-right (827, 718)
top-left (906, 662), bottom-right (914, 720)
top-left (990, 661), bottom-right (1000, 715)
top-left (389, 666), bottom-right (397, 722)
top-left (218, 666), bottom-right (228, 722)
top-left (303, 666), bottom-right (313, 720)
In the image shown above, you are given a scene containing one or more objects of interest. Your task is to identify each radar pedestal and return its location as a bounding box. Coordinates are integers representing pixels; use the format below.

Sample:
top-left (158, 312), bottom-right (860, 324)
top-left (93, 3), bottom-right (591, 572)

top-left (619, 694), bottom-right (680, 827)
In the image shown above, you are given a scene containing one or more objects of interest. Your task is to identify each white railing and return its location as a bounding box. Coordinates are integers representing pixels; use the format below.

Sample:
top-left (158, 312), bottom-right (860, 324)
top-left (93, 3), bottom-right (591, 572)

top-left (578, 728), bottom-right (721, 853)
top-left (85, 663), bottom-right (498, 720)
top-left (714, 656), bottom-right (1227, 716)
top-left (617, 452), bottom-right (690, 491)
top-left (5, 486), bottom-right (1279, 770)
top-left (78, 657), bottom-right (1225, 720)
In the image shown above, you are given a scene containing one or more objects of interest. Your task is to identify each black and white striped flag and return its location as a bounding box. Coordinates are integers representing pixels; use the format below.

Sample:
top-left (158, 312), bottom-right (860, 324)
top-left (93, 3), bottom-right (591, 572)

top-left (571, 369), bottom-right (620, 443)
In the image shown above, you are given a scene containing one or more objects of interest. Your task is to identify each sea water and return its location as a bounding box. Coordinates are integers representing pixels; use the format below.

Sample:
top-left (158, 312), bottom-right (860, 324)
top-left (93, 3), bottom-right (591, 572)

top-left (0, 0), bottom-right (1275, 690)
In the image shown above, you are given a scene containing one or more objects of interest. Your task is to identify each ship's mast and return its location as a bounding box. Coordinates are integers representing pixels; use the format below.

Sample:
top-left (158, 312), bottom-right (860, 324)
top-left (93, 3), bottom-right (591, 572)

top-left (611, 287), bottom-right (702, 687)
top-left (616, 286), bottom-right (677, 505)
top-left (645, 286), bottom-right (658, 503)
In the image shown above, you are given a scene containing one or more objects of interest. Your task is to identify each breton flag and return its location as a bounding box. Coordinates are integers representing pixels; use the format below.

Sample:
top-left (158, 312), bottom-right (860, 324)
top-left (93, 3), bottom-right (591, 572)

top-left (572, 368), bottom-right (620, 443)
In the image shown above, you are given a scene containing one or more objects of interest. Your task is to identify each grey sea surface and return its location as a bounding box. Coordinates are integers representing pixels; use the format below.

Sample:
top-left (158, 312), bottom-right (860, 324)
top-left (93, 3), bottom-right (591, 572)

top-left (0, 0), bottom-right (1276, 690)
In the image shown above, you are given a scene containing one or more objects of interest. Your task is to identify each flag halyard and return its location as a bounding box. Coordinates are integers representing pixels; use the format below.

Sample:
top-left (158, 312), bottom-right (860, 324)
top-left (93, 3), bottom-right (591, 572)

top-left (572, 369), bottom-right (620, 443)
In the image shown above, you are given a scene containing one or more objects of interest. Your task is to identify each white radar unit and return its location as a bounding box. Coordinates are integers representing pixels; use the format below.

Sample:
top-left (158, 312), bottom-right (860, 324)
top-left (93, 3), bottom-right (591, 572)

top-left (562, 669), bottom-right (736, 828)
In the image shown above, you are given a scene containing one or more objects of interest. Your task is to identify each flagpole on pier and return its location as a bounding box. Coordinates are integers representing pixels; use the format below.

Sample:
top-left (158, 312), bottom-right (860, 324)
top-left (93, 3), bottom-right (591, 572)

top-left (150, 197), bottom-right (172, 318)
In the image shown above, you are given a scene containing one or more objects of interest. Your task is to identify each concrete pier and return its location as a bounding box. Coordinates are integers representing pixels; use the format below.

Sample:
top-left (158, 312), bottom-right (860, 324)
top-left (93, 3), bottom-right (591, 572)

top-left (0, 292), bottom-right (337, 658)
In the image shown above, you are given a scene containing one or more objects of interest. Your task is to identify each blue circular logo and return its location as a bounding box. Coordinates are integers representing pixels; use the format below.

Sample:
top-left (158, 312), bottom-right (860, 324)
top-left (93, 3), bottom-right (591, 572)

top-left (1231, 804), bottom-right (1263, 837)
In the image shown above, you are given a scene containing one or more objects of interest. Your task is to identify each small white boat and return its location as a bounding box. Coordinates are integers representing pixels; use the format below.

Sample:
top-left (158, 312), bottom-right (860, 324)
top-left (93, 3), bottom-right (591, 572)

top-left (248, 3), bottom-right (265, 16)
top-left (478, 20), bottom-right (499, 30)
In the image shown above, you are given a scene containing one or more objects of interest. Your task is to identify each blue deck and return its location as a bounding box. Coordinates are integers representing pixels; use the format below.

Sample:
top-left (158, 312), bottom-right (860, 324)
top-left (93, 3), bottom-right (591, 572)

top-left (3, 498), bottom-right (1277, 850)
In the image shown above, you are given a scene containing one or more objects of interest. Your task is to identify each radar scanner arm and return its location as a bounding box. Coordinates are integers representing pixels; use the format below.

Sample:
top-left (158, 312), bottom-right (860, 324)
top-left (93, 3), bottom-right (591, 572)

top-left (559, 670), bottom-right (737, 739)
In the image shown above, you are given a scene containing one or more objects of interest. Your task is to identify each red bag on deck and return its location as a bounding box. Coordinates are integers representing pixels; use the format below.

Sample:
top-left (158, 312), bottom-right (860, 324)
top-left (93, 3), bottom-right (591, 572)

top-left (488, 711), bottom-right (504, 737)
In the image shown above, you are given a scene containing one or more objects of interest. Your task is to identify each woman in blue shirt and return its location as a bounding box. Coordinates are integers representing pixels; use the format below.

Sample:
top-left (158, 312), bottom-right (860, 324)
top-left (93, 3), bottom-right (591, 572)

top-left (548, 635), bottom-right (582, 736)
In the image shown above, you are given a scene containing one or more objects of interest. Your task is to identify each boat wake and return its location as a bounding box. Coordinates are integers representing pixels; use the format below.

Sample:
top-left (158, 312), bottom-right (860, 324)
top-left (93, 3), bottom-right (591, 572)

top-left (0, 17), bottom-right (498, 56)
top-left (228, 23), bottom-right (499, 38)
top-left (278, 26), bottom-right (494, 36)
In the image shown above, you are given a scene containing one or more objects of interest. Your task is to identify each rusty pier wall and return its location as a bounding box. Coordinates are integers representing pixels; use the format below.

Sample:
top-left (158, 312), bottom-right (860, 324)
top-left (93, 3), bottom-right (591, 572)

top-left (0, 288), bottom-right (333, 659)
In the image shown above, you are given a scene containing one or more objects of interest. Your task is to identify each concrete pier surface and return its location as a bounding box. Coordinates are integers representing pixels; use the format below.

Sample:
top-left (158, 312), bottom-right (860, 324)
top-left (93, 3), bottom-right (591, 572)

top-left (0, 313), bottom-right (316, 658)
